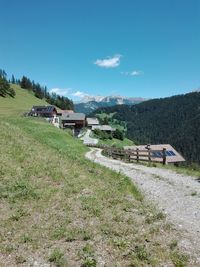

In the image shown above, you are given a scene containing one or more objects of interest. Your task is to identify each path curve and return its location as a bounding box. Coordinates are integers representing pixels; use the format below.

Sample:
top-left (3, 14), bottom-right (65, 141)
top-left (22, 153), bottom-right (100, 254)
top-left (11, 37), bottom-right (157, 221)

top-left (86, 148), bottom-right (200, 263)
top-left (80, 129), bottom-right (98, 145)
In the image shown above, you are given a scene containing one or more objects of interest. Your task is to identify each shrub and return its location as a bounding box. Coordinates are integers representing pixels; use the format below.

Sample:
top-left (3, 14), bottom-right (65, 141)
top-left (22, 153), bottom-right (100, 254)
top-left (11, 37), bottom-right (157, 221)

top-left (49, 248), bottom-right (64, 267)
top-left (113, 129), bottom-right (124, 140)
top-left (170, 251), bottom-right (188, 267)
top-left (93, 129), bottom-right (112, 140)
top-left (82, 257), bottom-right (97, 267)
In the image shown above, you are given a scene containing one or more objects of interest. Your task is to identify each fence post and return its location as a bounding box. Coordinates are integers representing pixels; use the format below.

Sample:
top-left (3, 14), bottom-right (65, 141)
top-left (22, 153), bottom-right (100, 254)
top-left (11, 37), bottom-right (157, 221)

top-left (136, 148), bottom-right (139, 163)
top-left (120, 149), bottom-right (122, 160)
top-left (126, 149), bottom-right (130, 162)
top-left (162, 148), bottom-right (166, 165)
top-left (109, 148), bottom-right (112, 158)
top-left (148, 147), bottom-right (151, 162)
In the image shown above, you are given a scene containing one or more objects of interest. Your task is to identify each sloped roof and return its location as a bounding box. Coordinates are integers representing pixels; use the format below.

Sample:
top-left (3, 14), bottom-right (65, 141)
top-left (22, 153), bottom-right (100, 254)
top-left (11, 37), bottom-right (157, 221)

top-left (31, 105), bottom-right (57, 114)
top-left (92, 125), bottom-right (116, 131)
top-left (124, 144), bottom-right (185, 163)
top-left (61, 110), bottom-right (74, 114)
top-left (61, 113), bottom-right (85, 121)
top-left (86, 117), bottom-right (100, 125)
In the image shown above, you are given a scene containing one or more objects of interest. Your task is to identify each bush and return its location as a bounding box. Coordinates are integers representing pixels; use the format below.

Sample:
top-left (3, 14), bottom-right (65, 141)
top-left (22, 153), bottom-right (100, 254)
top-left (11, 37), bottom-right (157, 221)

top-left (113, 129), bottom-right (124, 140)
top-left (82, 257), bottom-right (97, 267)
top-left (93, 129), bottom-right (112, 140)
top-left (49, 248), bottom-right (64, 267)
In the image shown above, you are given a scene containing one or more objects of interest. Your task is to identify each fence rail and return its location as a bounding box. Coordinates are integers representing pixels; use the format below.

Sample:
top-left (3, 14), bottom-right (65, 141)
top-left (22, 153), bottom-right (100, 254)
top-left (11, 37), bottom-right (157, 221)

top-left (86, 144), bottom-right (167, 165)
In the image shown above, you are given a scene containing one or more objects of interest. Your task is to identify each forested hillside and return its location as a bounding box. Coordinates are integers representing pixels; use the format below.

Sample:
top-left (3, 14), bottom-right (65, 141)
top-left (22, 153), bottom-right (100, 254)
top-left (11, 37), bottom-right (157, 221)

top-left (91, 92), bottom-right (200, 164)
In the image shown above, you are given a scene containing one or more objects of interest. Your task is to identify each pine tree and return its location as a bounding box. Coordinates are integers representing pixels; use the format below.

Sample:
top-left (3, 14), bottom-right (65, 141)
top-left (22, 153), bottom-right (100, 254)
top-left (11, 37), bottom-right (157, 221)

top-left (20, 76), bottom-right (32, 89)
top-left (0, 69), bottom-right (7, 79)
top-left (11, 74), bottom-right (16, 84)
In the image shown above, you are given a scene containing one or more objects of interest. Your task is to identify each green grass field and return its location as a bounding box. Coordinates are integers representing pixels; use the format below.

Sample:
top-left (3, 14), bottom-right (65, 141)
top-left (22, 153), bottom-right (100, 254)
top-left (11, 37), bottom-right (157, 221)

top-left (98, 137), bottom-right (134, 148)
top-left (0, 84), bottom-right (48, 116)
top-left (0, 90), bottom-right (188, 266)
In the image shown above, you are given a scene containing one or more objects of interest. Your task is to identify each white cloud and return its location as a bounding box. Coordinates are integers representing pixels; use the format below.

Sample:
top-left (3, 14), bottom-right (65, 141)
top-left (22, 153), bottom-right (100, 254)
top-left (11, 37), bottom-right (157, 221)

top-left (71, 91), bottom-right (89, 98)
top-left (94, 54), bottom-right (122, 68)
top-left (71, 91), bottom-right (103, 102)
top-left (49, 87), bottom-right (99, 103)
top-left (49, 88), bottom-right (105, 103)
top-left (130, 70), bottom-right (143, 76)
top-left (49, 87), bottom-right (71, 96)
top-left (49, 88), bottom-right (94, 101)
top-left (121, 70), bottom-right (143, 76)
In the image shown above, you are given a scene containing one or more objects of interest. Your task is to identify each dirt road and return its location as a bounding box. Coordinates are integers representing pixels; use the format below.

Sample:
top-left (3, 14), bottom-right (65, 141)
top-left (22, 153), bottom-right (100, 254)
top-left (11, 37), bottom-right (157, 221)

top-left (86, 148), bottom-right (200, 264)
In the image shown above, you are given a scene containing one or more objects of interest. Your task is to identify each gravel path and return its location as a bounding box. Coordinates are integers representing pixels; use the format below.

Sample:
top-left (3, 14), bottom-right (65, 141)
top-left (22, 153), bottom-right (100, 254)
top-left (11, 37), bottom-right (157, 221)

top-left (80, 129), bottom-right (98, 145)
top-left (86, 148), bottom-right (200, 263)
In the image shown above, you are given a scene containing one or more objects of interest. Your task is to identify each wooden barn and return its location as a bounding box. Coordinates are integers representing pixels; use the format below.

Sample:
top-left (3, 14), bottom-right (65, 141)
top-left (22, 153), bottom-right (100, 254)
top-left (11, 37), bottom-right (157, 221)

top-left (60, 113), bottom-right (86, 135)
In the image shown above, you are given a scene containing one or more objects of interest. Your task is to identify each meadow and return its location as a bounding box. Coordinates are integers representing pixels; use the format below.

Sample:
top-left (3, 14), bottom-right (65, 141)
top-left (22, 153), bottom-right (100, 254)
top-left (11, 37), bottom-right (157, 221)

top-left (0, 87), bottom-right (188, 266)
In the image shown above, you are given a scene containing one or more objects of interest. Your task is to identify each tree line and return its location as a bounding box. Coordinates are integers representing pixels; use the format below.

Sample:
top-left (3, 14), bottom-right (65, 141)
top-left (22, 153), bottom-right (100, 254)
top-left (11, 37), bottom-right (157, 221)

top-left (91, 92), bottom-right (200, 164)
top-left (0, 69), bottom-right (74, 110)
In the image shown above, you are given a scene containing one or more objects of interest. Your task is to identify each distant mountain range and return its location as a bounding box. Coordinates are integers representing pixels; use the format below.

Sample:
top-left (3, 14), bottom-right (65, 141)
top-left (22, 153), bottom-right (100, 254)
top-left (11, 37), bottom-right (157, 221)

top-left (74, 95), bottom-right (147, 114)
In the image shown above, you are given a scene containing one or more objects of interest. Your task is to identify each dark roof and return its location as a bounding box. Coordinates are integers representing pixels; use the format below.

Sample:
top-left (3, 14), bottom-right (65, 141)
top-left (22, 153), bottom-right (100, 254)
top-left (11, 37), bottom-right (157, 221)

top-left (61, 113), bottom-right (85, 121)
top-left (31, 106), bottom-right (57, 114)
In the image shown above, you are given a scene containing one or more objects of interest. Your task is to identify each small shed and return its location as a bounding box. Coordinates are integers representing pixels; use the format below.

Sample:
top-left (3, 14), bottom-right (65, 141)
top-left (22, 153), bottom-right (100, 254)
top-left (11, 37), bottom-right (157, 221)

top-left (92, 125), bottom-right (116, 134)
top-left (86, 117), bottom-right (100, 128)
top-left (124, 144), bottom-right (185, 164)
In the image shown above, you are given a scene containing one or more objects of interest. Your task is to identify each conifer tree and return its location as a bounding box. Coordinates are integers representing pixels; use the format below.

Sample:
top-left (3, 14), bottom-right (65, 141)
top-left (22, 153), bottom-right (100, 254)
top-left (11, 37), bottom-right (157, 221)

top-left (11, 74), bottom-right (16, 84)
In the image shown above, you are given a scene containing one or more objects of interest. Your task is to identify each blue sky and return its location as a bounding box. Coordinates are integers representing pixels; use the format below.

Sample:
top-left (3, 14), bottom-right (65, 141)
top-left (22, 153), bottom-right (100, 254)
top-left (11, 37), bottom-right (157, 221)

top-left (0, 0), bottom-right (199, 101)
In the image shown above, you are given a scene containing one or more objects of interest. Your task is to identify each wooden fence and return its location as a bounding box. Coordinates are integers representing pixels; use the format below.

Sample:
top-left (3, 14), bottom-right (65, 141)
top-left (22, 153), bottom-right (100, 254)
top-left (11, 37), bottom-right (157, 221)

top-left (86, 144), bottom-right (167, 165)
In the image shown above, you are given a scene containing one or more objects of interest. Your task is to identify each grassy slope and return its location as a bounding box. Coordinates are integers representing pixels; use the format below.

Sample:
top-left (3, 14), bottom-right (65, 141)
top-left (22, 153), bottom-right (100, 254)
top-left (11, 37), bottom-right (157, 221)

top-left (0, 91), bottom-right (188, 266)
top-left (0, 84), bottom-right (48, 115)
top-left (98, 137), bottom-right (134, 148)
